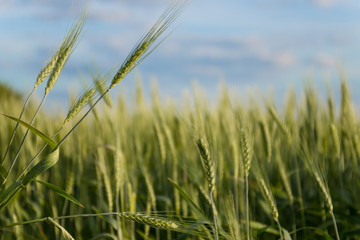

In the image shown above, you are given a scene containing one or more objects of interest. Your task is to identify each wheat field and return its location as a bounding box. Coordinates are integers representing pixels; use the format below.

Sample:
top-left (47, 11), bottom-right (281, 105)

top-left (0, 2), bottom-right (359, 240)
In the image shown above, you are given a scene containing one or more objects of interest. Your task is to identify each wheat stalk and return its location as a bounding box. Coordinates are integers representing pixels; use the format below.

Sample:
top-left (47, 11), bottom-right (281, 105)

top-left (268, 106), bottom-right (292, 143)
top-left (302, 146), bottom-right (340, 240)
top-left (259, 119), bottom-right (272, 162)
top-left (46, 217), bottom-right (75, 240)
top-left (195, 136), bottom-right (218, 240)
top-left (240, 128), bottom-right (252, 240)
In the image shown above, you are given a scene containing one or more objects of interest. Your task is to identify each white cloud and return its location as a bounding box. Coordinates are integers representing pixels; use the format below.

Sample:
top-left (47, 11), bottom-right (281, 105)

top-left (188, 64), bottom-right (224, 77)
top-left (312, 53), bottom-right (337, 68)
top-left (312, 0), bottom-right (343, 7)
top-left (177, 36), bottom-right (297, 69)
top-left (89, 3), bottom-right (131, 23)
top-left (274, 51), bottom-right (297, 67)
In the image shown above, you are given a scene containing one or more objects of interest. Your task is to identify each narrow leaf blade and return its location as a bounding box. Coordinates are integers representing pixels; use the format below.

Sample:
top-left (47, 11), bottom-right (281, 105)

top-left (22, 148), bottom-right (60, 185)
top-left (36, 180), bottom-right (84, 208)
top-left (0, 164), bottom-right (7, 185)
top-left (0, 113), bottom-right (57, 149)
top-left (167, 178), bottom-right (206, 219)
top-left (0, 181), bottom-right (23, 211)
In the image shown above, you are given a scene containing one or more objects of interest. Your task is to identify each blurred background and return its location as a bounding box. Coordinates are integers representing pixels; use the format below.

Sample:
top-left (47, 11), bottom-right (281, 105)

top-left (0, 0), bottom-right (359, 108)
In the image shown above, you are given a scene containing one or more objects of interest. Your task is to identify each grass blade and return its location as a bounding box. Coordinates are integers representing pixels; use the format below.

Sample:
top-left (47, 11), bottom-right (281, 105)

top-left (0, 113), bottom-right (57, 149)
top-left (167, 178), bottom-right (206, 219)
top-left (22, 148), bottom-right (60, 185)
top-left (36, 180), bottom-right (84, 208)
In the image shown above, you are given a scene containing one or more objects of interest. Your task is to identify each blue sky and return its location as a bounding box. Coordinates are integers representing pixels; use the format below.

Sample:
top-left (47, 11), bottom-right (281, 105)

top-left (0, 0), bottom-right (359, 108)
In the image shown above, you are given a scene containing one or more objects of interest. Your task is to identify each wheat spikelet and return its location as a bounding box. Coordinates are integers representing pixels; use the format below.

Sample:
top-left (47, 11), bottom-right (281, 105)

top-left (353, 134), bottom-right (360, 161)
top-left (97, 149), bottom-right (113, 212)
top-left (119, 212), bottom-right (178, 230)
top-left (340, 79), bottom-right (355, 129)
top-left (259, 120), bottom-right (271, 162)
top-left (240, 129), bottom-right (251, 177)
top-left (275, 150), bottom-right (294, 203)
top-left (34, 11), bottom-right (85, 88)
top-left (328, 95), bottom-right (335, 123)
top-left (65, 72), bottom-right (112, 125)
top-left (44, 13), bottom-right (86, 95)
top-left (65, 171), bottom-right (74, 194)
top-left (115, 147), bottom-right (125, 194)
top-left (94, 76), bottom-right (112, 108)
top-left (35, 52), bottom-right (60, 88)
top-left (252, 152), bottom-right (280, 223)
top-left (110, 42), bottom-right (150, 89)
top-left (314, 173), bottom-right (333, 212)
top-left (63, 87), bottom-right (97, 124)
top-left (153, 121), bottom-right (166, 164)
top-left (196, 138), bottom-right (215, 192)
top-left (45, 46), bottom-right (71, 95)
top-left (109, 1), bottom-right (185, 89)
top-left (259, 179), bottom-right (279, 221)
top-left (194, 135), bottom-right (219, 239)
top-left (330, 124), bottom-right (341, 160)
top-left (284, 89), bottom-right (296, 125)
top-left (230, 137), bottom-right (240, 180)
top-left (268, 106), bottom-right (292, 143)
top-left (302, 147), bottom-right (334, 213)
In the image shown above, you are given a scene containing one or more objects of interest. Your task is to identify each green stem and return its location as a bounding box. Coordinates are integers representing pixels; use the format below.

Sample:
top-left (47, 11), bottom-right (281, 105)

top-left (330, 211), bottom-right (340, 240)
top-left (6, 212), bottom-right (122, 227)
top-left (209, 191), bottom-right (219, 240)
top-left (16, 127), bottom-right (63, 181)
top-left (276, 219), bottom-right (284, 240)
top-left (5, 94), bottom-right (47, 178)
top-left (1, 87), bottom-right (36, 165)
top-left (55, 89), bottom-right (109, 149)
top-left (246, 175), bottom-right (250, 240)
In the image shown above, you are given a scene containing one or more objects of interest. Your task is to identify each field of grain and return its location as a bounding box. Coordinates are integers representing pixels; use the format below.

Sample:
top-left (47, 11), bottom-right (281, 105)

top-left (1, 76), bottom-right (360, 240)
top-left (1, 2), bottom-right (359, 240)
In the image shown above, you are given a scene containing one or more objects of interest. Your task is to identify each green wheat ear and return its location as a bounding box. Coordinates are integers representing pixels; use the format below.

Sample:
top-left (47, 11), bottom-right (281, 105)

top-left (92, 73), bottom-right (113, 108)
top-left (64, 76), bottom-right (109, 125)
top-left (240, 128), bottom-right (252, 177)
top-left (118, 212), bottom-right (179, 230)
top-left (44, 11), bottom-right (87, 95)
top-left (196, 138), bottom-right (215, 192)
top-left (109, 1), bottom-right (186, 89)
